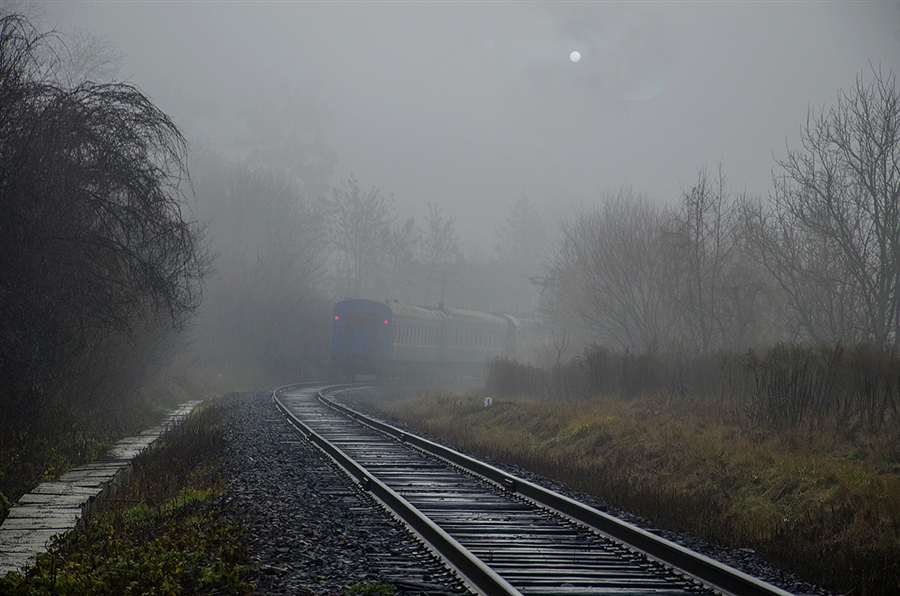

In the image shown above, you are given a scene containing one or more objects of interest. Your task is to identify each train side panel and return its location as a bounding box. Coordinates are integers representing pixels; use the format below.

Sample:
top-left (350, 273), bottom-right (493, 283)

top-left (441, 309), bottom-right (507, 368)
top-left (388, 303), bottom-right (443, 363)
top-left (330, 299), bottom-right (542, 378)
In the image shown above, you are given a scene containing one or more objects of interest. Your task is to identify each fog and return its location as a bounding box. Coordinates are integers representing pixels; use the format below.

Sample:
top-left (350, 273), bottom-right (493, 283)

top-left (42, 1), bottom-right (899, 252)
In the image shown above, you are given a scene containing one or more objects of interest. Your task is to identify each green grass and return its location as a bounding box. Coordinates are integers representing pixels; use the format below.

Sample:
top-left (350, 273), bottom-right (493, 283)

top-left (384, 390), bottom-right (900, 596)
top-left (0, 403), bottom-right (255, 595)
top-left (0, 365), bottom-right (259, 524)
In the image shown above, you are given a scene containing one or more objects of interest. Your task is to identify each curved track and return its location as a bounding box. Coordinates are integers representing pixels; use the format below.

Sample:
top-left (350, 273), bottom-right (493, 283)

top-left (273, 385), bottom-right (794, 596)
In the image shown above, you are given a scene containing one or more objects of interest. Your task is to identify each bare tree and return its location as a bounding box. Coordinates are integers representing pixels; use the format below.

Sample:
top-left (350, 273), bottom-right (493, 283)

top-left (541, 189), bottom-right (674, 352)
top-left (326, 174), bottom-right (405, 298)
top-left (495, 190), bottom-right (547, 277)
top-left (52, 27), bottom-right (123, 85)
top-left (419, 201), bottom-right (463, 305)
top-left (384, 216), bottom-right (416, 301)
top-left (748, 67), bottom-right (900, 348)
top-left (667, 163), bottom-right (747, 351)
top-left (238, 86), bottom-right (337, 201)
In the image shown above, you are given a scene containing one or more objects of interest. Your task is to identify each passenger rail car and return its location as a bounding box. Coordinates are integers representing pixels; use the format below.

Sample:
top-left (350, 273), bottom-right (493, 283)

top-left (330, 299), bottom-right (520, 378)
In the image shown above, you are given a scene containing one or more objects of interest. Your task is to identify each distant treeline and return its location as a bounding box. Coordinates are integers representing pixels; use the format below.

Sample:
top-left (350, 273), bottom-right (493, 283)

top-left (538, 68), bottom-right (899, 355)
top-left (486, 343), bottom-right (900, 432)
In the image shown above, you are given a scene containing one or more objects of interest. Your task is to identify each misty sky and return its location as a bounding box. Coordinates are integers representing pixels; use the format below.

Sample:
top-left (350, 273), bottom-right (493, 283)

top-left (42, 1), bottom-right (900, 253)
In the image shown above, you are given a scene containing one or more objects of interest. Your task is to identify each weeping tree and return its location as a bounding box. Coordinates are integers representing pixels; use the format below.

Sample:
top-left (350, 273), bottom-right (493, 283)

top-left (0, 14), bottom-right (209, 408)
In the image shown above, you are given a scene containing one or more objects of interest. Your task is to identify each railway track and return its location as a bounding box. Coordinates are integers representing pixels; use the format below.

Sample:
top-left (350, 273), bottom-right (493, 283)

top-left (273, 385), bottom-right (795, 596)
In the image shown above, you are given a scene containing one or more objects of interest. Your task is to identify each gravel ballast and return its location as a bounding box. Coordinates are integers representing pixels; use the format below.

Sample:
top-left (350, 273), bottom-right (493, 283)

top-left (216, 390), bottom-right (471, 596)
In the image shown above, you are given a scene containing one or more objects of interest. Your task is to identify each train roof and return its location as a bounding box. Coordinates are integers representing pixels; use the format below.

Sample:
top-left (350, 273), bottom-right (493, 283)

top-left (442, 307), bottom-right (507, 326)
top-left (334, 299), bottom-right (508, 326)
top-left (386, 302), bottom-right (444, 322)
top-left (334, 299), bottom-right (392, 317)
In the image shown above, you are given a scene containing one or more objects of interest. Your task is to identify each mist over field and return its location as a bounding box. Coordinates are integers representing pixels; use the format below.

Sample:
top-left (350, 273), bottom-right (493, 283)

top-left (41, 1), bottom-right (899, 248)
top-left (2, 5), bottom-right (900, 593)
top-left (12, 0), bottom-right (893, 373)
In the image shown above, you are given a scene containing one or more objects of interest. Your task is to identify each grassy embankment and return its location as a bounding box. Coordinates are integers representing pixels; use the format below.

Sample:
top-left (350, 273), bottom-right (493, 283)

top-left (0, 364), bottom-right (258, 523)
top-left (0, 401), bottom-right (255, 595)
top-left (380, 346), bottom-right (900, 596)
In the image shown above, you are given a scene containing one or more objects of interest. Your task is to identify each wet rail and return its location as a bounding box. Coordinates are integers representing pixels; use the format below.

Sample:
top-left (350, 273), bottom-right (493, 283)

top-left (273, 385), bottom-right (794, 596)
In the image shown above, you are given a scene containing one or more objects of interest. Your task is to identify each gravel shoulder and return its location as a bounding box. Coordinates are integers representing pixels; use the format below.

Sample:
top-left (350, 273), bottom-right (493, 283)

top-left (217, 390), bottom-right (472, 596)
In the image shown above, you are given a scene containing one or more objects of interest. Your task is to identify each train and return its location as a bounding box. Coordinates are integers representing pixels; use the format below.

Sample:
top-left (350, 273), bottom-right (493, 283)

top-left (330, 299), bottom-right (544, 378)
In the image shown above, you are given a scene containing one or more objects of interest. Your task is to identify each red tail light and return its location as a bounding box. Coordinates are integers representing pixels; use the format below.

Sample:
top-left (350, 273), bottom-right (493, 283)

top-left (334, 315), bottom-right (340, 321)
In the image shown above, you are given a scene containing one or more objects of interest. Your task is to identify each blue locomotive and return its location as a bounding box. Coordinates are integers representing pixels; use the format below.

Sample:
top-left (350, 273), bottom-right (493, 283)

top-left (330, 299), bottom-right (522, 378)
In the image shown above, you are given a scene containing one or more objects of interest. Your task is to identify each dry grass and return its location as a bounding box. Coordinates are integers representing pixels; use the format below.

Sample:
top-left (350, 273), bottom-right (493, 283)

top-left (384, 390), bottom-right (900, 595)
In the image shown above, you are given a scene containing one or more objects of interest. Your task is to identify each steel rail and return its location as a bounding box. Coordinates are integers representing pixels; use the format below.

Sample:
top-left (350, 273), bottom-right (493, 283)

top-left (272, 386), bottom-right (522, 596)
top-left (315, 386), bottom-right (795, 596)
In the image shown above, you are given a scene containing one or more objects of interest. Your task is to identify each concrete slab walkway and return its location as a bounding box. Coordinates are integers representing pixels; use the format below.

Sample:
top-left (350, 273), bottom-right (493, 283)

top-left (0, 400), bottom-right (203, 576)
